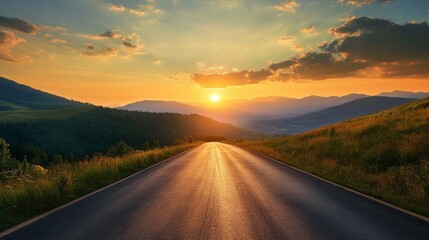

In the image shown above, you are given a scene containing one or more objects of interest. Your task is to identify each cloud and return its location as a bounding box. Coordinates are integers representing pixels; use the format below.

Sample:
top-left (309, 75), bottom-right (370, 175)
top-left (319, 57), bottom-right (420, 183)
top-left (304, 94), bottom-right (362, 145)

top-left (274, 0), bottom-right (300, 13)
top-left (154, 59), bottom-right (162, 65)
top-left (42, 25), bottom-right (67, 32)
top-left (83, 46), bottom-right (118, 58)
top-left (109, 4), bottom-right (126, 12)
top-left (122, 41), bottom-right (138, 48)
top-left (196, 62), bottom-right (228, 73)
top-left (0, 16), bottom-right (39, 34)
top-left (191, 17), bottom-right (429, 88)
top-left (108, 1), bottom-right (163, 16)
top-left (140, 0), bottom-right (164, 14)
top-left (129, 9), bottom-right (147, 16)
top-left (82, 30), bottom-right (125, 40)
top-left (339, 0), bottom-right (393, 7)
top-left (277, 35), bottom-right (304, 51)
top-left (300, 25), bottom-right (317, 35)
top-left (0, 30), bottom-right (27, 62)
top-left (44, 34), bottom-right (67, 44)
top-left (270, 52), bottom-right (370, 81)
top-left (323, 17), bottom-right (429, 62)
top-left (81, 30), bottom-right (143, 58)
top-left (320, 17), bottom-right (429, 77)
top-left (82, 30), bottom-right (142, 50)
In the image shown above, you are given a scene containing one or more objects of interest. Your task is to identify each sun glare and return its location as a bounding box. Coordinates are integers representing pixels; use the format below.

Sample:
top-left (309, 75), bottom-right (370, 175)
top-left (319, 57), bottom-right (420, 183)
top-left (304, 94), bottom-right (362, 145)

top-left (210, 93), bottom-right (220, 103)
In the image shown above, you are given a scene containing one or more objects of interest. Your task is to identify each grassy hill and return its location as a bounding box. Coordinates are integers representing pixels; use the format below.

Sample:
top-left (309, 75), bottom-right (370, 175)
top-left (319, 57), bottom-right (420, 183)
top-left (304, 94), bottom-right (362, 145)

top-left (248, 96), bottom-right (416, 135)
top-left (0, 77), bottom-right (85, 110)
top-left (234, 97), bottom-right (429, 217)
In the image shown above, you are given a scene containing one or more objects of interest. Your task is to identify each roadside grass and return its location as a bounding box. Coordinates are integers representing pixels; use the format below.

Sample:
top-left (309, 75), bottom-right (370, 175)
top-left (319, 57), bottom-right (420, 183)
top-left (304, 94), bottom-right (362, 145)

top-left (0, 143), bottom-right (198, 232)
top-left (232, 97), bottom-right (429, 217)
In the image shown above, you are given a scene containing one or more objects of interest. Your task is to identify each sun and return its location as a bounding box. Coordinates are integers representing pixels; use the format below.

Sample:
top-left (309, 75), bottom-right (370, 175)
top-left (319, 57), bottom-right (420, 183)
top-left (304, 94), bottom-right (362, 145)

top-left (210, 93), bottom-right (220, 103)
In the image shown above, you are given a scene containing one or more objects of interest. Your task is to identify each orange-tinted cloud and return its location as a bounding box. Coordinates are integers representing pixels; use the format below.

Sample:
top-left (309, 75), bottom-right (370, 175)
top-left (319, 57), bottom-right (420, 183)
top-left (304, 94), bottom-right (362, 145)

top-left (339, 0), bottom-right (393, 6)
top-left (0, 30), bottom-right (27, 62)
top-left (108, 1), bottom-right (162, 16)
top-left (300, 26), bottom-right (317, 35)
top-left (44, 34), bottom-right (67, 44)
top-left (273, 0), bottom-right (300, 13)
top-left (109, 4), bottom-right (126, 12)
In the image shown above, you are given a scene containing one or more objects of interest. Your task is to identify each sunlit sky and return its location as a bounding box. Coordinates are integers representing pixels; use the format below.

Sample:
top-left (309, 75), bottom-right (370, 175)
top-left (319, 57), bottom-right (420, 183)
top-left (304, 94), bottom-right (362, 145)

top-left (1, 0), bottom-right (428, 106)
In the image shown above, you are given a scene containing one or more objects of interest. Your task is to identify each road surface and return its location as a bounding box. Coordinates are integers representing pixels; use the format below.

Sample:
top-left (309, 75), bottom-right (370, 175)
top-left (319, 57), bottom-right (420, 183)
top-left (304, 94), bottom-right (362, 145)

top-left (2, 142), bottom-right (429, 239)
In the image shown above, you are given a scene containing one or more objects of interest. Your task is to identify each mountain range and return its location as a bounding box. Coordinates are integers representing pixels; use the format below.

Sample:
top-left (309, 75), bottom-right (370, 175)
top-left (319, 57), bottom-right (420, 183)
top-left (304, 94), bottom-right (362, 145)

top-left (246, 96), bottom-right (417, 135)
top-left (119, 91), bottom-right (429, 134)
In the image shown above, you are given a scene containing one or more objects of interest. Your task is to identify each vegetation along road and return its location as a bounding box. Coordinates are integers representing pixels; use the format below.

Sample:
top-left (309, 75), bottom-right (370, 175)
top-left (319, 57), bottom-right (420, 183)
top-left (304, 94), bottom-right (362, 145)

top-left (1, 143), bottom-right (428, 239)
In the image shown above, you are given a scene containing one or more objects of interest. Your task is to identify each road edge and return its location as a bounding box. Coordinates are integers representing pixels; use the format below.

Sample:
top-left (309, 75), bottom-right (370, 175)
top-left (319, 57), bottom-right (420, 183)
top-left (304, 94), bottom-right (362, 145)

top-left (0, 145), bottom-right (199, 238)
top-left (234, 144), bottom-right (429, 223)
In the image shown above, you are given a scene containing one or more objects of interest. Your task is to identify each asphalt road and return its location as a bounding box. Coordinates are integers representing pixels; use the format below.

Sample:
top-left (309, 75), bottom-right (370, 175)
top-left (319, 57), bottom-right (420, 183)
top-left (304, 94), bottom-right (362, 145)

top-left (2, 142), bottom-right (429, 240)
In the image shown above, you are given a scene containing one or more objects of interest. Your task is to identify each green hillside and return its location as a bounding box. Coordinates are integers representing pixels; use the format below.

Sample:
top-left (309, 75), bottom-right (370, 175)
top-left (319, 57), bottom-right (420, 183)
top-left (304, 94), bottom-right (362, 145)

top-left (234, 97), bottom-right (429, 217)
top-left (0, 77), bottom-right (86, 110)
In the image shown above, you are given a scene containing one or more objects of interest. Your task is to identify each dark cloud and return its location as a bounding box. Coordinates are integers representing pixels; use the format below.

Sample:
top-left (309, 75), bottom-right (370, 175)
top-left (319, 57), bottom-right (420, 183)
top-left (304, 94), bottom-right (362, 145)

top-left (191, 52), bottom-right (369, 88)
top-left (268, 59), bottom-right (296, 71)
top-left (122, 41), bottom-right (137, 48)
top-left (81, 30), bottom-right (143, 58)
top-left (0, 16), bottom-right (39, 34)
top-left (82, 30), bottom-right (125, 40)
top-left (192, 16), bottom-right (429, 88)
top-left (324, 17), bottom-right (429, 62)
top-left (191, 69), bottom-right (271, 88)
top-left (99, 30), bottom-right (119, 38)
top-left (82, 30), bottom-right (124, 40)
top-left (372, 61), bottom-right (429, 78)
top-left (274, 52), bottom-right (370, 81)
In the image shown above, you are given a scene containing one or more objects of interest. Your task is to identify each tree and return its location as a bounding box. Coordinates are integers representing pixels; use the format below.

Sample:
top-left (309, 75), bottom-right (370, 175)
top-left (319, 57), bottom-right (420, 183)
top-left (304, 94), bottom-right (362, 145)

top-left (142, 141), bottom-right (150, 151)
top-left (0, 138), bottom-right (12, 170)
top-left (153, 140), bottom-right (160, 149)
top-left (107, 141), bottom-right (134, 157)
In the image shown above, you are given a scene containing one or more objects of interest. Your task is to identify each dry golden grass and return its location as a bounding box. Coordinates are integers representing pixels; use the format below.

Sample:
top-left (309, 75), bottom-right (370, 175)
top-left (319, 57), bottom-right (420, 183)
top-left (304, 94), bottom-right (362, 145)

top-left (233, 98), bottom-right (429, 217)
top-left (0, 143), bottom-right (198, 231)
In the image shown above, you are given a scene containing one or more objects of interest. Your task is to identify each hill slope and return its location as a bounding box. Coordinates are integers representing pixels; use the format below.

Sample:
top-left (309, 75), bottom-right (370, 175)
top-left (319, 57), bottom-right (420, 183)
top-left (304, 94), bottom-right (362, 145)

top-left (235, 97), bottom-right (429, 216)
top-left (248, 96), bottom-right (416, 135)
top-left (119, 100), bottom-right (202, 114)
top-left (0, 77), bottom-right (85, 110)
